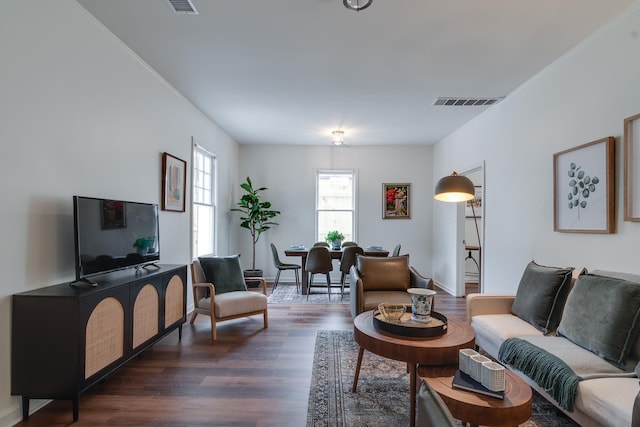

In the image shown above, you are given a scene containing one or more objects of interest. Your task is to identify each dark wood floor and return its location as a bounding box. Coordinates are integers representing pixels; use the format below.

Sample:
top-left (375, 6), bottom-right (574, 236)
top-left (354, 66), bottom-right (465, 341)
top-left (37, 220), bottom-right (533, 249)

top-left (16, 285), bottom-right (468, 427)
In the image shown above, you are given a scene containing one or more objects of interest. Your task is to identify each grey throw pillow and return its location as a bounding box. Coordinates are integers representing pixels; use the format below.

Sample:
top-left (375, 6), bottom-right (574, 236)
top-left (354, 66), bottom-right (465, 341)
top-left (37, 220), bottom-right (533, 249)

top-left (511, 261), bottom-right (574, 334)
top-left (558, 274), bottom-right (640, 369)
top-left (198, 255), bottom-right (247, 295)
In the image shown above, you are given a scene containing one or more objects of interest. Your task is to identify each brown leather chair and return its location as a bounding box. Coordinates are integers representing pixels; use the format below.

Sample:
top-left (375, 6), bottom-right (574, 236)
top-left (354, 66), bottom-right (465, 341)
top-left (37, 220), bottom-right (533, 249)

top-left (349, 254), bottom-right (433, 318)
top-left (306, 246), bottom-right (333, 300)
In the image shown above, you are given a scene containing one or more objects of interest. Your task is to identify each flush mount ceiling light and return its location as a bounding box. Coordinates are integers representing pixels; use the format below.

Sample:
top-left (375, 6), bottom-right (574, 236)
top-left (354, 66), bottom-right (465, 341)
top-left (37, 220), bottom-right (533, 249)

top-left (332, 130), bottom-right (345, 146)
top-left (343, 0), bottom-right (372, 11)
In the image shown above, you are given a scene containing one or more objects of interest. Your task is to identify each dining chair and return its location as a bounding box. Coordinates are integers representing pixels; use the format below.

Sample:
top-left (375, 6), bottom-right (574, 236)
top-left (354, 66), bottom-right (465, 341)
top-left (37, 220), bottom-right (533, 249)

top-left (313, 241), bottom-right (330, 247)
top-left (306, 246), bottom-right (333, 300)
top-left (341, 241), bottom-right (358, 248)
top-left (392, 244), bottom-right (402, 257)
top-left (339, 245), bottom-right (364, 299)
top-left (270, 243), bottom-right (301, 292)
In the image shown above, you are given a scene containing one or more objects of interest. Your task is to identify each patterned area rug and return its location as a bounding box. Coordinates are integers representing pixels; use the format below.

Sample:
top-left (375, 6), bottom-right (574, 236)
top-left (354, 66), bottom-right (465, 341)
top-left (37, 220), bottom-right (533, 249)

top-left (306, 330), bottom-right (579, 427)
top-left (268, 282), bottom-right (349, 304)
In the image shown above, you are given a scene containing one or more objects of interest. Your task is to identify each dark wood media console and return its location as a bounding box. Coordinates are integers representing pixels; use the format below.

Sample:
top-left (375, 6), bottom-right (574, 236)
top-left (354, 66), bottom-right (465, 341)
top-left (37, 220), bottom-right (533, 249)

top-left (11, 264), bottom-right (187, 422)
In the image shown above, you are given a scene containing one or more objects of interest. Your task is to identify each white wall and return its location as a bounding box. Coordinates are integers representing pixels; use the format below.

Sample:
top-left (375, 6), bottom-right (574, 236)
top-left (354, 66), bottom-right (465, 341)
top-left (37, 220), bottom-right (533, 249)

top-left (0, 2), bottom-right (239, 425)
top-left (433, 2), bottom-right (640, 293)
top-left (237, 145), bottom-right (434, 280)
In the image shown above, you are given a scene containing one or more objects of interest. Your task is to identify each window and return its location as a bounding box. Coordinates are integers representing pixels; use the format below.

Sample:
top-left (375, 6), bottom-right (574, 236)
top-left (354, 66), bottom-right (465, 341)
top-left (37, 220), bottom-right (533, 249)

top-left (316, 170), bottom-right (356, 242)
top-left (192, 143), bottom-right (216, 258)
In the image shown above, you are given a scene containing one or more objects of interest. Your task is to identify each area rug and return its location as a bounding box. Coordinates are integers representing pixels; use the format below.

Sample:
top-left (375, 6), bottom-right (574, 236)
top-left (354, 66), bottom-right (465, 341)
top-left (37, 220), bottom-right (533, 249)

top-left (268, 282), bottom-right (349, 304)
top-left (306, 330), bottom-right (579, 427)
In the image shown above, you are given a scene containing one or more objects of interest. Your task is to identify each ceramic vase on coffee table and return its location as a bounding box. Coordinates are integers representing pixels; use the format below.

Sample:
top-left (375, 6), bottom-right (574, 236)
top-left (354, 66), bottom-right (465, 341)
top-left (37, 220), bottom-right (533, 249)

top-left (407, 288), bottom-right (436, 323)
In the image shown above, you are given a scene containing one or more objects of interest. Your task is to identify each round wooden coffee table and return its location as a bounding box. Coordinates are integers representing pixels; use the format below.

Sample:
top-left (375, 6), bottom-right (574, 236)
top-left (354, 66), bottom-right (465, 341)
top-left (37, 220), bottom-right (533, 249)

top-left (352, 310), bottom-right (475, 427)
top-left (418, 365), bottom-right (532, 427)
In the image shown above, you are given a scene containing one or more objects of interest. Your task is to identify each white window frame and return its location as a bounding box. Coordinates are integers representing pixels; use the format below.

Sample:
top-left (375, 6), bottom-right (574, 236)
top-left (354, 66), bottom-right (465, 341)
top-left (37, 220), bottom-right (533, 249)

top-left (191, 141), bottom-right (216, 259)
top-left (315, 169), bottom-right (357, 243)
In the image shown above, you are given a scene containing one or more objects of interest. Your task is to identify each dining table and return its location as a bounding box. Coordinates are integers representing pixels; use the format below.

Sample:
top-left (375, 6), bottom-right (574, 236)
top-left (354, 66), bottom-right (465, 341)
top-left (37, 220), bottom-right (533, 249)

top-left (284, 247), bottom-right (389, 295)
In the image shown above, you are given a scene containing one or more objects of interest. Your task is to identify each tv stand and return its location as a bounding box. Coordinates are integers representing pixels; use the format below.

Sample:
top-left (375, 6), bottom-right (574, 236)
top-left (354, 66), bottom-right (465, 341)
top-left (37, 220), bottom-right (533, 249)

top-left (68, 277), bottom-right (98, 288)
top-left (12, 264), bottom-right (187, 422)
top-left (139, 262), bottom-right (161, 271)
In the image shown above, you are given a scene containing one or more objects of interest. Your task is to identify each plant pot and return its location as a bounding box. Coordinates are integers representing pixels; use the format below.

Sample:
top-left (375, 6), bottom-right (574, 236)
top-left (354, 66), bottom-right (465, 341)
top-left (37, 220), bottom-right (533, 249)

top-left (244, 269), bottom-right (263, 288)
top-left (332, 239), bottom-right (342, 250)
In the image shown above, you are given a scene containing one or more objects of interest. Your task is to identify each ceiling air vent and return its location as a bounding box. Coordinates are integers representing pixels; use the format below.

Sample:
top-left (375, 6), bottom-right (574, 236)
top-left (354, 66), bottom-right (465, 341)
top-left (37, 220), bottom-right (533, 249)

top-left (433, 97), bottom-right (504, 107)
top-left (167, 0), bottom-right (198, 14)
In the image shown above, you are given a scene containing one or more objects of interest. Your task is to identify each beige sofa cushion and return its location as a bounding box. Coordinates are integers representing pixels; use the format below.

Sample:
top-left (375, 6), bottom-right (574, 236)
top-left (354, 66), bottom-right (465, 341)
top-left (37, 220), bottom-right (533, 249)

top-left (575, 377), bottom-right (640, 427)
top-left (471, 314), bottom-right (543, 359)
top-left (199, 291), bottom-right (267, 318)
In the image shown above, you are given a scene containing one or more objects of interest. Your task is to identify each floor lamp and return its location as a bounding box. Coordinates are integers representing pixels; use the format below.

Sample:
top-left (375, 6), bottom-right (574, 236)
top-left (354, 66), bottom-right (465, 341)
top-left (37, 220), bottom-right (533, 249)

top-left (434, 172), bottom-right (481, 288)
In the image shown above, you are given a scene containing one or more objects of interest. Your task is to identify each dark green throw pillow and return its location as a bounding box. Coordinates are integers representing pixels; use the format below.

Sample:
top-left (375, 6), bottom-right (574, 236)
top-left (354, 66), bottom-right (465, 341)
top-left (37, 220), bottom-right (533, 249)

top-left (558, 274), bottom-right (640, 368)
top-left (511, 261), bottom-right (574, 334)
top-left (198, 255), bottom-right (247, 295)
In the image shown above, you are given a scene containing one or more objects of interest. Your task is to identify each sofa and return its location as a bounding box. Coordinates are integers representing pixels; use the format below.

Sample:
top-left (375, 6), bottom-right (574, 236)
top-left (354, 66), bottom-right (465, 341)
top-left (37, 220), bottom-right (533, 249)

top-left (467, 262), bottom-right (640, 427)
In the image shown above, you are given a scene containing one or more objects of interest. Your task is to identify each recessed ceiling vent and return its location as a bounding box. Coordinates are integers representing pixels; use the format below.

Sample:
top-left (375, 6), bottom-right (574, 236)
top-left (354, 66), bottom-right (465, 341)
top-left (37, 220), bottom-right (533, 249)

top-left (433, 97), bottom-right (504, 107)
top-left (167, 0), bottom-right (198, 14)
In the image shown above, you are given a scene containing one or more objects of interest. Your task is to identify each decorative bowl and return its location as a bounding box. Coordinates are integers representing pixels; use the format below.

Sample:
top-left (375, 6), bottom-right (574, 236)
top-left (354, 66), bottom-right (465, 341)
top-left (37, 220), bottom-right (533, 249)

top-left (377, 303), bottom-right (406, 322)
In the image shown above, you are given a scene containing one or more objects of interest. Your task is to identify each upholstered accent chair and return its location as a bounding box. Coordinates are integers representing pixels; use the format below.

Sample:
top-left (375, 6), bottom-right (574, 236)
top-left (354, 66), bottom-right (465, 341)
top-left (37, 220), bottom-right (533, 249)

top-left (190, 255), bottom-right (268, 341)
top-left (349, 254), bottom-right (433, 318)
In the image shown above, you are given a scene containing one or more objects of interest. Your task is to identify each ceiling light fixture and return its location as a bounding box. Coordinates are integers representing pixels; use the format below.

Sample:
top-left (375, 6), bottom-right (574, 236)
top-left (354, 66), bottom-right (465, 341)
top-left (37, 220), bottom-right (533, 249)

top-left (343, 0), bottom-right (372, 11)
top-left (332, 130), bottom-right (345, 146)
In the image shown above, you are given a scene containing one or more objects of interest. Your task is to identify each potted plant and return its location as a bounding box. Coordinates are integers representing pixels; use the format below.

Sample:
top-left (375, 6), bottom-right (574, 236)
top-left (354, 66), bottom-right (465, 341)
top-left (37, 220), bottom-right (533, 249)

top-left (232, 176), bottom-right (280, 279)
top-left (325, 230), bottom-right (345, 250)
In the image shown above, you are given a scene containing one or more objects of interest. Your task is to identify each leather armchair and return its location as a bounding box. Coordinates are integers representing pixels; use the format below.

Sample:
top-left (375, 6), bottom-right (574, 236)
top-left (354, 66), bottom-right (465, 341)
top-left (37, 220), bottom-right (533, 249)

top-left (349, 255), bottom-right (433, 318)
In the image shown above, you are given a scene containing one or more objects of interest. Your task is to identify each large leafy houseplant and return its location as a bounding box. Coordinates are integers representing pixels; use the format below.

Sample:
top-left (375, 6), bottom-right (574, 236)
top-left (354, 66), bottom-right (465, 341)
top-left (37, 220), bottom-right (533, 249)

top-left (232, 177), bottom-right (280, 273)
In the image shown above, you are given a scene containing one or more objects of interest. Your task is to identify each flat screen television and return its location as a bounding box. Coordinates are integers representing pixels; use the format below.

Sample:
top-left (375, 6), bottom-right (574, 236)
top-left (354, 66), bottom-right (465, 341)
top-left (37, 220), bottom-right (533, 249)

top-left (73, 196), bottom-right (160, 281)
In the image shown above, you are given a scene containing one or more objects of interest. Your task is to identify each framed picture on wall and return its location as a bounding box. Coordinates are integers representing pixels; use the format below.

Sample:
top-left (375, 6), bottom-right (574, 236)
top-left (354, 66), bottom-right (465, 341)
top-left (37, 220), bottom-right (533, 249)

top-left (624, 113), bottom-right (640, 221)
top-left (466, 186), bottom-right (482, 218)
top-left (553, 137), bottom-right (615, 233)
top-left (383, 183), bottom-right (411, 219)
top-left (162, 152), bottom-right (187, 212)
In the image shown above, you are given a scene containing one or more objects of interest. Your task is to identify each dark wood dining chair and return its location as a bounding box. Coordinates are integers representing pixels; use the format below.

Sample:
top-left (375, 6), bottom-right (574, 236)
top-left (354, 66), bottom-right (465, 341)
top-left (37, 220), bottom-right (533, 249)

top-left (270, 243), bottom-right (301, 292)
top-left (306, 246), bottom-right (333, 300)
top-left (392, 244), bottom-right (401, 256)
top-left (339, 245), bottom-right (364, 299)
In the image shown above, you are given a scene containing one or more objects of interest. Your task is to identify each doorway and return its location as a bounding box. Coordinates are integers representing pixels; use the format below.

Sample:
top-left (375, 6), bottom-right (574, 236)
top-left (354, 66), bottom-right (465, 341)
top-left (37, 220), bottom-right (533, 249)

top-left (458, 164), bottom-right (484, 296)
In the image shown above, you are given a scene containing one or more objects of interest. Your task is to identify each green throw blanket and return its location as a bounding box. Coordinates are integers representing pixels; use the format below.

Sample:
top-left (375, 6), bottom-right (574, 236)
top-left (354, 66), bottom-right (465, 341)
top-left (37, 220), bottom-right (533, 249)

top-left (499, 338), bottom-right (580, 411)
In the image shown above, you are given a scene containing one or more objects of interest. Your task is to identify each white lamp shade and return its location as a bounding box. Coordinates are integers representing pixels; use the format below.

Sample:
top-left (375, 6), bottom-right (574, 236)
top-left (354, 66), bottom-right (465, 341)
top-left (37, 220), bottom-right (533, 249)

top-left (434, 172), bottom-right (475, 202)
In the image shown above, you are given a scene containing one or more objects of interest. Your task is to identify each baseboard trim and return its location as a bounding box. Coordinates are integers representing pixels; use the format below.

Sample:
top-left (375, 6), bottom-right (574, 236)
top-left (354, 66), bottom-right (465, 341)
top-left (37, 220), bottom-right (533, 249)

top-left (1, 398), bottom-right (50, 427)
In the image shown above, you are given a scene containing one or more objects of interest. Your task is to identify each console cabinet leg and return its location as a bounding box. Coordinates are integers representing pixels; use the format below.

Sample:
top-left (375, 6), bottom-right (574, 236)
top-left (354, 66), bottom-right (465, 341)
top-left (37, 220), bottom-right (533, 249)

top-left (73, 396), bottom-right (79, 421)
top-left (21, 396), bottom-right (29, 420)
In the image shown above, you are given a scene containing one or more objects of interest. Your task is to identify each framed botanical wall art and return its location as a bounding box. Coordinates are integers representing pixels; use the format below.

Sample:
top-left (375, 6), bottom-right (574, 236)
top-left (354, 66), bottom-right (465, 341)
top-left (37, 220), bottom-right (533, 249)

top-left (624, 113), bottom-right (640, 221)
top-left (553, 137), bottom-right (615, 233)
top-left (162, 152), bottom-right (187, 212)
top-left (383, 183), bottom-right (410, 219)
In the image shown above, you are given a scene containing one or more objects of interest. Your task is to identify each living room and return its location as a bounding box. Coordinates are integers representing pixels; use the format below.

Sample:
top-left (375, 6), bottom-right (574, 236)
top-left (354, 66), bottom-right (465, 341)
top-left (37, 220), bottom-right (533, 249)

top-left (2, 1), bottom-right (640, 426)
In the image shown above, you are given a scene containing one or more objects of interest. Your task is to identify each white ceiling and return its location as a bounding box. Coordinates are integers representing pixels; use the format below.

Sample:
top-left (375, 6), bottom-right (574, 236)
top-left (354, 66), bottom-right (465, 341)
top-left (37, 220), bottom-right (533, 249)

top-left (76, 0), bottom-right (635, 146)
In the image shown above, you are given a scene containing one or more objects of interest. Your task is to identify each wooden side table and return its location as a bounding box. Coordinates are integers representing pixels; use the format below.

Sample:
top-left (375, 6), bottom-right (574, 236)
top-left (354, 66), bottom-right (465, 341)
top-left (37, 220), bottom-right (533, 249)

top-left (418, 365), bottom-right (532, 427)
top-left (352, 310), bottom-right (475, 427)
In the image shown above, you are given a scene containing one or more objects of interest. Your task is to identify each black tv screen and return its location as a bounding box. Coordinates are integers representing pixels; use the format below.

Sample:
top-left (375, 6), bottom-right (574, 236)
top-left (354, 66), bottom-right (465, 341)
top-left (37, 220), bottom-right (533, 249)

top-left (73, 196), bottom-right (160, 280)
